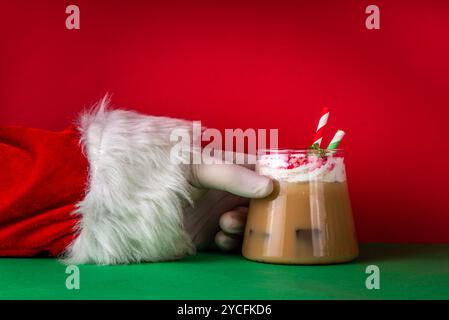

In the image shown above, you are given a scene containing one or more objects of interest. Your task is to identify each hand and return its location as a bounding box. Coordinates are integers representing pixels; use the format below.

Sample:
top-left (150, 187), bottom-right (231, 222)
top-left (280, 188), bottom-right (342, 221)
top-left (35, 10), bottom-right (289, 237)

top-left (183, 162), bottom-right (273, 252)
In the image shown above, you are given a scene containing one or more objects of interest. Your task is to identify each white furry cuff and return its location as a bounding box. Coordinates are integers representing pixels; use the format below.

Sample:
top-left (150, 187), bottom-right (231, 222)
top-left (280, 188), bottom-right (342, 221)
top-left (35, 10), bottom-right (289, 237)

top-left (63, 101), bottom-right (195, 265)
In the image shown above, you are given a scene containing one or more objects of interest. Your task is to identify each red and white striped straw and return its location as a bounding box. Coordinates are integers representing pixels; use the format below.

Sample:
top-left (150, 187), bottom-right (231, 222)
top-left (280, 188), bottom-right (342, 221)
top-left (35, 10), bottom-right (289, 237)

top-left (312, 107), bottom-right (329, 147)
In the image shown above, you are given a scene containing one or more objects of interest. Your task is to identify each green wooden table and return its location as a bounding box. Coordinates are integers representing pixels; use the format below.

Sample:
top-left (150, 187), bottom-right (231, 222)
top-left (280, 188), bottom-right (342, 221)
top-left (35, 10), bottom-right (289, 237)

top-left (0, 244), bottom-right (448, 299)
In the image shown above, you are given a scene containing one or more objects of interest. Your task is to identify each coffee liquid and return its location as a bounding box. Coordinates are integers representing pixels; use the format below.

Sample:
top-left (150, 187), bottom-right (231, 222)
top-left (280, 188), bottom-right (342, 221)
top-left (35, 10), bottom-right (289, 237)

top-left (242, 152), bottom-right (358, 265)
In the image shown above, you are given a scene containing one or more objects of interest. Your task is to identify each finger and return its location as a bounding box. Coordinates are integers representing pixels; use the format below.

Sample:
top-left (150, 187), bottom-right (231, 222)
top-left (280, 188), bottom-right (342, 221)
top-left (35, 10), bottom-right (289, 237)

top-left (219, 207), bottom-right (248, 235)
top-left (201, 150), bottom-right (256, 170)
top-left (215, 230), bottom-right (241, 252)
top-left (191, 163), bottom-right (273, 198)
top-left (184, 191), bottom-right (248, 249)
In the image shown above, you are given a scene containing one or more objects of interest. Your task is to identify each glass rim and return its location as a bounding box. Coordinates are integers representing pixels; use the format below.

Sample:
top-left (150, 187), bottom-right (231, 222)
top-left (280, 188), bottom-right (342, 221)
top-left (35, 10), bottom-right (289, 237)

top-left (257, 148), bottom-right (344, 154)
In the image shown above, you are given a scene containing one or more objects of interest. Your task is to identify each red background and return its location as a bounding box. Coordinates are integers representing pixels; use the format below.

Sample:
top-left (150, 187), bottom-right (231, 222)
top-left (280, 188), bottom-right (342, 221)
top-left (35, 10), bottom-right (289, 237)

top-left (1, 0), bottom-right (448, 243)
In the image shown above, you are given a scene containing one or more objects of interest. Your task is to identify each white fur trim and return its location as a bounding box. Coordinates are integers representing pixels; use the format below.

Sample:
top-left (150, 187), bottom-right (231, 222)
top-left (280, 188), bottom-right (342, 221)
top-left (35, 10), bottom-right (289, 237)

top-left (62, 97), bottom-right (195, 265)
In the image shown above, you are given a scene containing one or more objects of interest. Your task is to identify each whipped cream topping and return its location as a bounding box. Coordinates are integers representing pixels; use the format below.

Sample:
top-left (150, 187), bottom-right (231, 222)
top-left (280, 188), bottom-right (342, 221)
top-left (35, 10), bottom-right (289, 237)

top-left (257, 153), bottom-right (346, 182)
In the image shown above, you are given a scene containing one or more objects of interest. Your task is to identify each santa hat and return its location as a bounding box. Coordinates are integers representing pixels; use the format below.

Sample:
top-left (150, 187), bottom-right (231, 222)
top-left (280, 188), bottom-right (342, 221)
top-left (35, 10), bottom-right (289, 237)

top-left (0, 97), bottom-right (196, 264)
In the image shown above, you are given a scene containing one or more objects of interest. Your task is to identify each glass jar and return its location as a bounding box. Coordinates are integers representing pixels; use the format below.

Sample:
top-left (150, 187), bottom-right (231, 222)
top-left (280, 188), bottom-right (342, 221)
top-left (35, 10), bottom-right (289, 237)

top-left (242, 149), bottom-right (358, 264)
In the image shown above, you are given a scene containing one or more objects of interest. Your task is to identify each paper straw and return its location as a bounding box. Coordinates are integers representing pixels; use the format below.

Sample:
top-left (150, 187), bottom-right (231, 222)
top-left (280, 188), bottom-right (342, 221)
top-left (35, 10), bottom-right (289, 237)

top-left (311, 107), bottom-right (330, 147)
top-left (327, 130), bottom-right (345, 150)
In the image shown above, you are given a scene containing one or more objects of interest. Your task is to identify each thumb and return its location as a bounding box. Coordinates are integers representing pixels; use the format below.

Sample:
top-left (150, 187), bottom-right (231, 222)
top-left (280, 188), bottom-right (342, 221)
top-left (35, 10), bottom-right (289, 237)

top-left (190, 163), bottom-right (273, 198)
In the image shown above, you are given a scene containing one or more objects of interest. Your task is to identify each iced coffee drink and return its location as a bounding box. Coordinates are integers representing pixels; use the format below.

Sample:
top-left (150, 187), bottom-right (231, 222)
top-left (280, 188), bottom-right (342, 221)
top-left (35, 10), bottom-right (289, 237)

top-left (242, 149), bottom-right (358, 264)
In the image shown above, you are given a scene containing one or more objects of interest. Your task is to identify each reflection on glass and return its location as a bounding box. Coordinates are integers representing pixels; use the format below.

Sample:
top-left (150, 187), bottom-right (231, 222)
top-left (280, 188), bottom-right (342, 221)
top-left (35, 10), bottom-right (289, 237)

top-left (242, 149), bottom-right (358, 265)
